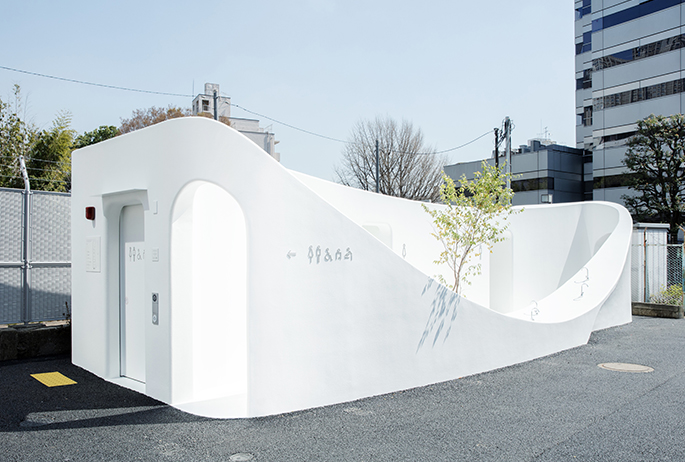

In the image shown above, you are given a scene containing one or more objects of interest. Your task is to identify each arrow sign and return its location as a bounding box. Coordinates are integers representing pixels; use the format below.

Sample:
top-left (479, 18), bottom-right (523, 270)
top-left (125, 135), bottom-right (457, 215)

top-left (287, 251), bottom-right (297, 259)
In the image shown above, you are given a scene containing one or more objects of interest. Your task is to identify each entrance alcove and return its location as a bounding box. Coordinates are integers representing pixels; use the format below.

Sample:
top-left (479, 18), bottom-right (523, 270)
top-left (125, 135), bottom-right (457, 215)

top-left (171, 181), bottom-right (248, 407)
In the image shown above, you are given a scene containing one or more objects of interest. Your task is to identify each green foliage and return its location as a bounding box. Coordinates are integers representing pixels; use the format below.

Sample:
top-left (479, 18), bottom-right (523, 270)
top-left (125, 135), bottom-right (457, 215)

top-left (0, 86), bottom-right (77, 192)
top-left (0, 85), bottom-right (36, 189)
top-left (423, 162), bottom-right (520, 294)
top-left (622, 114), bottom-right (685, 243)
top-left (27, 111), bottom-right (76, 192)
top-left (73, 125), bottom-right (119, 149)
top-left (650, 284), bottom-right (683, 306)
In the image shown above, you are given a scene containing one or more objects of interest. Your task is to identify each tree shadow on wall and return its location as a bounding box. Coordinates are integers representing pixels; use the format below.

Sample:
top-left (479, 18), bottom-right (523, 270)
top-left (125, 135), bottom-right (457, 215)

top-left (417, 278), bottom-right (460, 352)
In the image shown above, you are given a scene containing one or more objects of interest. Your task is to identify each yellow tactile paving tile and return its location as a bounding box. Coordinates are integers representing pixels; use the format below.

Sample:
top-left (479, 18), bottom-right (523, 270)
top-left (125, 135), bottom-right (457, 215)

top-left (30, 372), bottom-right (77, 387)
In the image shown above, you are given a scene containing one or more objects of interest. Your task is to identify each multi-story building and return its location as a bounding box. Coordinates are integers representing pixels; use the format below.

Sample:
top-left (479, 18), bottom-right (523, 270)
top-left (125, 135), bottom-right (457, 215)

top-left (192, 83), bottom-right (279, 161)
top-left (444, 139), bottom-right (589, 206)
top-left (575, 0), bottom-right (685, 204)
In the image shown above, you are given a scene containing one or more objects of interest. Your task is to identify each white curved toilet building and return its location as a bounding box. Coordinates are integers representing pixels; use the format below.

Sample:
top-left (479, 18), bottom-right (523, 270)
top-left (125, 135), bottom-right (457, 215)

top-left (71, 117), bottom-right (632, 418)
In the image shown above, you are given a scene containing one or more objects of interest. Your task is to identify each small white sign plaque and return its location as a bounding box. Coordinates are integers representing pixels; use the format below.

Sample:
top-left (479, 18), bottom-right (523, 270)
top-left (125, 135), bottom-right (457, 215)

top-left (86, 236), bottom-right (101, 273)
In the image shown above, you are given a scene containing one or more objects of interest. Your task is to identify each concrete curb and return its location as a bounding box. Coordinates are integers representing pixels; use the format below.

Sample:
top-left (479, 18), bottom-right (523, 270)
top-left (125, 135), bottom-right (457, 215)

top-left (0, 324), bottom-right (71, 361)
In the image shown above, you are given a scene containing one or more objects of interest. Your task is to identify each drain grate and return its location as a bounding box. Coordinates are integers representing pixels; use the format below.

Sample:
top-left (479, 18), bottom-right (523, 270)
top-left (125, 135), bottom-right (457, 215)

top-left (229, 454), bottom-right (255, 462)
top-left (598, 363), bottom-right (654, 373)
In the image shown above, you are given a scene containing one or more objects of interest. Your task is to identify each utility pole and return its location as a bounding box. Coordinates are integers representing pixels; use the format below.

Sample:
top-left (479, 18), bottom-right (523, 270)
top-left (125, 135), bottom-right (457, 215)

top-left (504, 117), bottom-right (512, 189)
top-left (375, 139), bottom-right (380, 193)
top-left (213, 90), bottom-right (218, 121)
top-left (494, 128), bottom-right (500, 169)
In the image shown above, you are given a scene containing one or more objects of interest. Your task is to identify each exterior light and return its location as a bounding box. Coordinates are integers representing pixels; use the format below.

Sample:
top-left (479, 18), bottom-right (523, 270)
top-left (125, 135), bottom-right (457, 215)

top-left (85, 206), bottom-right (96, 220)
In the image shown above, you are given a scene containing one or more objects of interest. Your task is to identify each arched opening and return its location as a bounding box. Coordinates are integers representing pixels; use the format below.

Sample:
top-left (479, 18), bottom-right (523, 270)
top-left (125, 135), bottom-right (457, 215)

top-left (171, 181), bottom-right (247, 406)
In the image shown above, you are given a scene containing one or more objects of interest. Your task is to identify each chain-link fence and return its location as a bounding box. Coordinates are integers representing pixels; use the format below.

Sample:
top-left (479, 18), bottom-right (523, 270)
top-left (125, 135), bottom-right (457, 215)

top-left (0, 187), bottom-right (71, 324)
top-left (631, 242), bottom-right (684, 305)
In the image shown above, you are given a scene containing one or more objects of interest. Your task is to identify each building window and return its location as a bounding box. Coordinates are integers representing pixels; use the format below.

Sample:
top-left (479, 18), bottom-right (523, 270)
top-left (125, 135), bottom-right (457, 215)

top-left (576, 69), bottom-right (592, 90)
top-left (594, 78), bottom-right (685, 111)
top-left (593, 34), bottom-right (685, 71)
top-left (511, 177), bottom-right (555, 192)
top-left (592, 0), bottom-right (685, 33)
top-left (581, 106), bottom-right (593, 127)
top-left (599, 131), bottom-right (636, 145)
top-left (202, 100), bottom-right (210, 112)
top-left (593, 174), bottom-right (637, 189)
top-left (576, 31), bottom-right (592, 55)
top-left (575, 0), bottom-right (591, 19)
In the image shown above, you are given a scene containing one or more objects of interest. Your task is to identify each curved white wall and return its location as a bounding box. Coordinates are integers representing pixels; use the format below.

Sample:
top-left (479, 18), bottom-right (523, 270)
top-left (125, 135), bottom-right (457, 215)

top-left (71, 118), bottom-right (632, 419)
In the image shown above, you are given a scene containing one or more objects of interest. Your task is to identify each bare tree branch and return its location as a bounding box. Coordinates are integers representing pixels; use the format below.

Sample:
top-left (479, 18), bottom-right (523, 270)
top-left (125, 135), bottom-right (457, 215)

top-left (335, 116), bottom-right (446, 202)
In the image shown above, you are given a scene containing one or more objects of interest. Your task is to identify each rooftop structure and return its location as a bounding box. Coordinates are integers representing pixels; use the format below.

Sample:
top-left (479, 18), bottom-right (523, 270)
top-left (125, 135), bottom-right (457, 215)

top-left (192, 83), bottom-right (279, 160)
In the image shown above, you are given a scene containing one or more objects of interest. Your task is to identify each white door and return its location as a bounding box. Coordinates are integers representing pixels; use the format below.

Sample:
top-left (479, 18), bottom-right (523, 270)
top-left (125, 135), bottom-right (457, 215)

top-left (120, 205), bottom-right (146, 383)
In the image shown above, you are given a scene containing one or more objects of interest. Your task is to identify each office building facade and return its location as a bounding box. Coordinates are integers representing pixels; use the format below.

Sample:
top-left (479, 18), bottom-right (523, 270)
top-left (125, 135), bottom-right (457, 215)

top-left (575, 0), bottom-right (685, 203)
top-left (444, 139), bottom-right (589, 206)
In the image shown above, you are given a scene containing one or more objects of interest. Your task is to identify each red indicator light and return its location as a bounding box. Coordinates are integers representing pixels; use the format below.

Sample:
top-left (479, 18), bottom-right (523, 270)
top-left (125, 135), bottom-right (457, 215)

top-left (85, 206), bottom-right (96, 221)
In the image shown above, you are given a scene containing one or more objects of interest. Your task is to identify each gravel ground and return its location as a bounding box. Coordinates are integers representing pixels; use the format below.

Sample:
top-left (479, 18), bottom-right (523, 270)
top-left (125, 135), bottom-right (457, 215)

top-left (1, 315), bottom-right (684, 462)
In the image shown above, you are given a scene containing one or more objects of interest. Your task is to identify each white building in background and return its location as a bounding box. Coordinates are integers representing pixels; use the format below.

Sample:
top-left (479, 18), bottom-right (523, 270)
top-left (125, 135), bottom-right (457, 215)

top-left (575, 0), bottom-right (685, 204)
top-left (192, 83), bottom-right (279, 161)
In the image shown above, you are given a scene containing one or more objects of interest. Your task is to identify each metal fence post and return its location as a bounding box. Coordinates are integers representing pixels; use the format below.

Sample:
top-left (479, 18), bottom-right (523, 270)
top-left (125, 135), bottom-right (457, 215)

top-left (643, 230), bottom-right (647, 303)
top-left (19, 156), bottom-right (31, 324)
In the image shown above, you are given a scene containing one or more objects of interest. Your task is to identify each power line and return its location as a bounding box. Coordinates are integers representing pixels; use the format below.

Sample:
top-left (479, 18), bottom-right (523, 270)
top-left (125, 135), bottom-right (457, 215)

top-left (25, 165), bottom-right (70, 174)
top-left (232, 102), bottom-right (493, 155)
top-left (432, 130), bottom-right (494, 155)
top-left (0, 155), bottom-right (68, 166)
top-left (0, 170), bottom-right (68, 183)
top-left (0, 65), bottom-right (193, 97)
top-left (231, 100), bottom-right (492, 155)
top-left (2, 65), bottom-right (495, 156)
top-left (0, 163), bottom-right (63, 173)
top-left (230, 103), bottom-right (348, 143)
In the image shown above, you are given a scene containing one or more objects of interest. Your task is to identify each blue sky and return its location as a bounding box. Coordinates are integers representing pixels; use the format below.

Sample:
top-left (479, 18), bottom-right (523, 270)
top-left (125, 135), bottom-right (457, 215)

top-left (1, 1), bottom-right (576, 180)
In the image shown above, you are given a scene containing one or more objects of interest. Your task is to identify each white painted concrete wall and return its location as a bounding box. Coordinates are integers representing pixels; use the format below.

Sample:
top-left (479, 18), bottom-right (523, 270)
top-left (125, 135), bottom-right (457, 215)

top-left (72, 117), bottom-right (632, 418)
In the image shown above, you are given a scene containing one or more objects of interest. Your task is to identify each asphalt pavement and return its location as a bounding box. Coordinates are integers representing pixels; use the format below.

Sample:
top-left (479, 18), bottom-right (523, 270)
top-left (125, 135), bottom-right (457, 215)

top-left (1, 315), bottom-right (684, 462)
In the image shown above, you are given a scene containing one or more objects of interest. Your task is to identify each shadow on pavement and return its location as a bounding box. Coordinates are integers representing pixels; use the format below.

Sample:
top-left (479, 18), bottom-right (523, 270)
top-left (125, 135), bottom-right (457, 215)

top-left (0, 355), bottom-right (208, 432)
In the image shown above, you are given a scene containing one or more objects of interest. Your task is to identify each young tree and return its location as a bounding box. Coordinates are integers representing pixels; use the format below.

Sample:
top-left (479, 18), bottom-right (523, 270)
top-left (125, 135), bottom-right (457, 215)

top-left (423, 162), bottom-right (519, 294)
top-left (336, 116), bottom-right (446, 202)
top-left (622, 114), bottom-right (685, 243)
